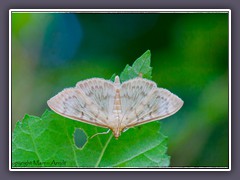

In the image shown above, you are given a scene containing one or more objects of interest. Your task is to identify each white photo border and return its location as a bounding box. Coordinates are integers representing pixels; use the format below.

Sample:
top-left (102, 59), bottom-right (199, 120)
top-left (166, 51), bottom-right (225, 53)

top-left (9, 9), bottom-right (231, 171)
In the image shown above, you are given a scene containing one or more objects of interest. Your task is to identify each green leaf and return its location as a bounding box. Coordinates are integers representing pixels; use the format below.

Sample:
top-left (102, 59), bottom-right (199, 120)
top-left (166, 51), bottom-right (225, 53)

top-left (12, 50), bottom-right (170, 168)
top-left (120, 50), bottom-right (152, 82)
top-left (109, 73), bottom-right (116, 82)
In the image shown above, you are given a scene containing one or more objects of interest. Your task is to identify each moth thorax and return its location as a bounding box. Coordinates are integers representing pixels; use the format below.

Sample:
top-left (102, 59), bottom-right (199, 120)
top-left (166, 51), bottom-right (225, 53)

top-left (113, 89), bottom-right (121, 116)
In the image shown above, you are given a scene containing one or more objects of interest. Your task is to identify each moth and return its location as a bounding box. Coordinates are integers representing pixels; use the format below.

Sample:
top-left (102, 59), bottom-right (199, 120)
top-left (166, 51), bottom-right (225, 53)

top-left (47, 76), bottom-right (183, 139)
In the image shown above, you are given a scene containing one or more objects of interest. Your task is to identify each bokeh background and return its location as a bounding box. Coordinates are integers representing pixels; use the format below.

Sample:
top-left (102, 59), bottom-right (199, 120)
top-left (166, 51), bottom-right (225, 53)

top-left (11, 12), bottom-right (229, 167)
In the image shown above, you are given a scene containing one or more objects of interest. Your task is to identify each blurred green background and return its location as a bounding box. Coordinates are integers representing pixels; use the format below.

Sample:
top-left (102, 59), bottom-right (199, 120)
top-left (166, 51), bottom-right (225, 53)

top-left (11, 12), bottom-right (229, 167)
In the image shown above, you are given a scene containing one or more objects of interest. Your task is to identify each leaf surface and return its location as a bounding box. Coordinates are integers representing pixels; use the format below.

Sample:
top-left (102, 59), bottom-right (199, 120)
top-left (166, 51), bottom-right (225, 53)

top-left (12, 50), bottom-right (170, 168)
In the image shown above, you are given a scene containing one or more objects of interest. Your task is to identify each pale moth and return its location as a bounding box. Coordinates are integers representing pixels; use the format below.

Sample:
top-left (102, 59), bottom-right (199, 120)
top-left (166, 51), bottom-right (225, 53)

top-left (47, 75), bottom-right (183, 139)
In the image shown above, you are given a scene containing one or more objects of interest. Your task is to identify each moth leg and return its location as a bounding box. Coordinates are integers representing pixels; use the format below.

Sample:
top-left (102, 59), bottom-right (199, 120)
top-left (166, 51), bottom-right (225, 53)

top-left (90, 129), bottom-right (111, 139)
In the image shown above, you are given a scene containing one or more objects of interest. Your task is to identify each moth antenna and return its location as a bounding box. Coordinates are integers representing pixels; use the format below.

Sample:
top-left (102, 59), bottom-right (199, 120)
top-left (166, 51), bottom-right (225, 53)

top-left (90, 129), bottom-right (111, 139)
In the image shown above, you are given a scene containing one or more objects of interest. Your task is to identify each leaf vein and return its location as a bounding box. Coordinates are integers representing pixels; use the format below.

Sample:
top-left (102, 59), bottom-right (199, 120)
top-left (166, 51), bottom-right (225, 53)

top-left (95, 134), bottom-right (113, 167)
top-left (113, 141), bottom-right (162, 167)
top-left (27, 120), bottom-right (43, 165)
top-left (63, 119), bottom-right (79, 167)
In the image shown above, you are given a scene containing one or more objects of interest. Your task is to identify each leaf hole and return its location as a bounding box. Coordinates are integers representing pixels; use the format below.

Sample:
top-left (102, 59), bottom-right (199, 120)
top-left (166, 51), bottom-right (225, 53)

top-left (74, 128), bottom-right (88, 149)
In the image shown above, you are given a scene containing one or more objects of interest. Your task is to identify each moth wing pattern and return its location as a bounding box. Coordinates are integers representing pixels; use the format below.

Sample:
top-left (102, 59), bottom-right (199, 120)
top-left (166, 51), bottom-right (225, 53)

top-left (119, 78), bottom-right (183, 128)
top-left (47, 78), bottom-right (116, 128)
top-left (47, 76), bottom-right (184, 138)
top-left (76, 78), bottom-right (116, 117)
top-left (119, 78), bottom-right (156, 126)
